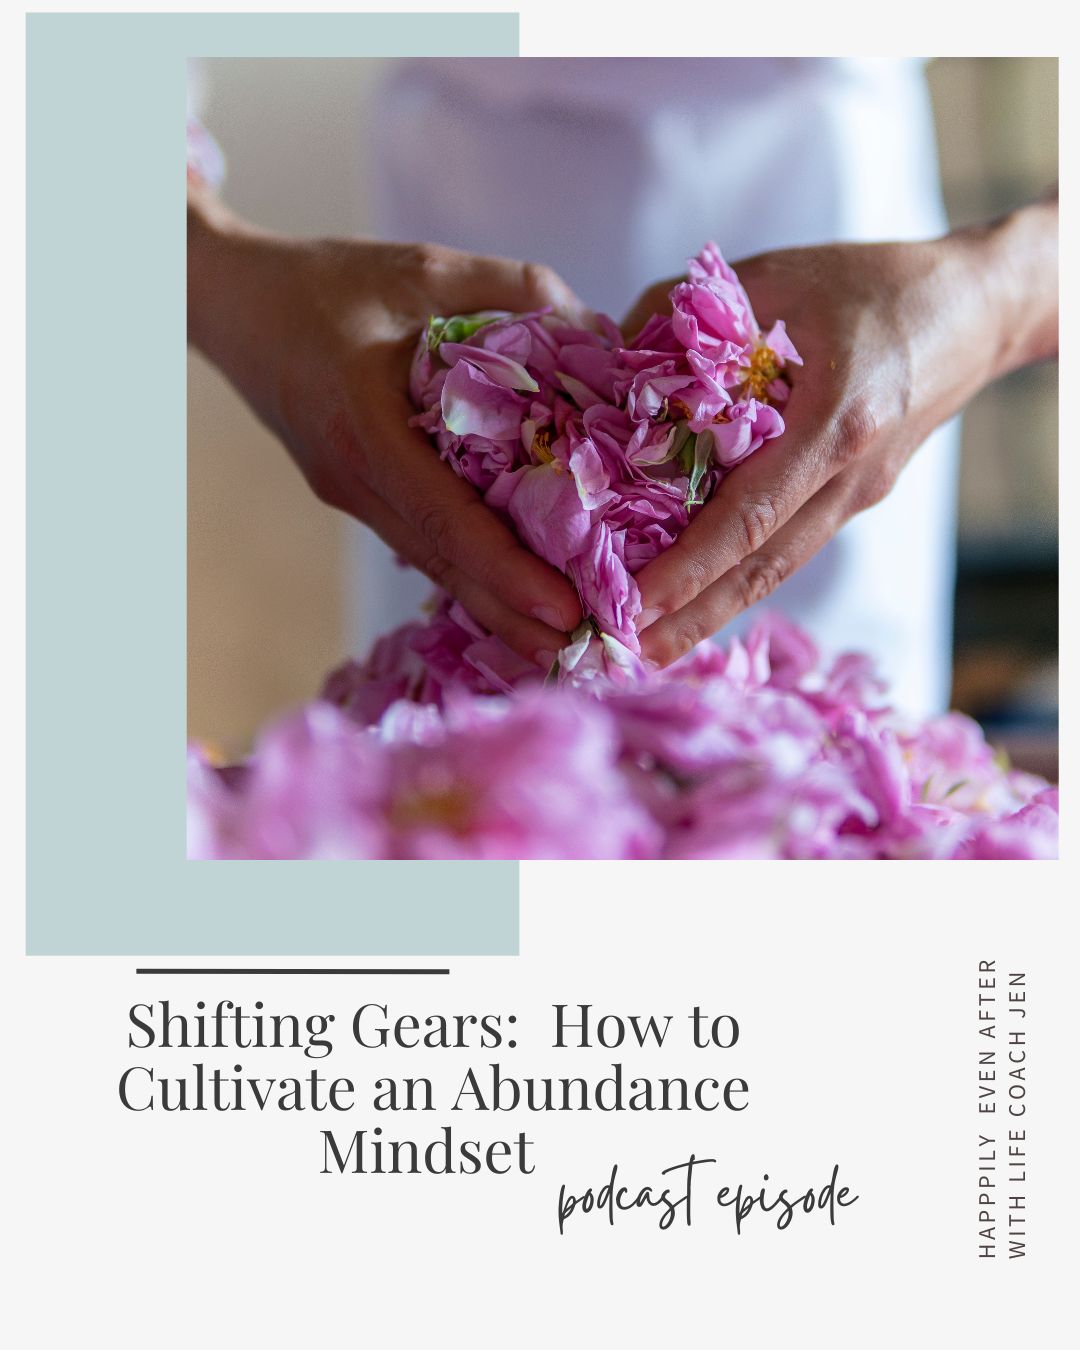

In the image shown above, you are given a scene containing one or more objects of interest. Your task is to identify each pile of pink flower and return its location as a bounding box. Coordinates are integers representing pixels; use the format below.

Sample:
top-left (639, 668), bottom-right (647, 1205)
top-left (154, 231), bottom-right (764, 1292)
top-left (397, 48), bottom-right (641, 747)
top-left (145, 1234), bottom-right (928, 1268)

top-left (409, 240), bottom-right (800, 670)
top-left (188, 244), bottom-right (1058, 860)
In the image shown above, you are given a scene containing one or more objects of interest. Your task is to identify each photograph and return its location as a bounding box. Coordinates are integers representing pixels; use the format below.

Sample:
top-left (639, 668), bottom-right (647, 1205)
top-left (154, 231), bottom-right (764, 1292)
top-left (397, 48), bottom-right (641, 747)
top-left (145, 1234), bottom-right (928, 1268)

top-left (187, 56), bottom-right (1059, 861)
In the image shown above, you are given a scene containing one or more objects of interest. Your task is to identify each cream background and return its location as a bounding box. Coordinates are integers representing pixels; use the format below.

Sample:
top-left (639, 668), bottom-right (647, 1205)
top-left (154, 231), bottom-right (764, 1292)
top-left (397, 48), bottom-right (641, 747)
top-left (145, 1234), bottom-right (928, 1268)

top-left (9, 885), bottom-right (1076, 1346)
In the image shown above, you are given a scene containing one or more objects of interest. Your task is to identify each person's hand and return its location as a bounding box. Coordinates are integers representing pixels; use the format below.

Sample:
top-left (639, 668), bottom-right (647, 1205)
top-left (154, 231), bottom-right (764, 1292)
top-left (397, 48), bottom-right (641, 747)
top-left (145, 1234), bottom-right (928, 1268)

top-left (188, 186), bottom-right (585, 666)
top-left (621, 202), bottom-right (1058, 667)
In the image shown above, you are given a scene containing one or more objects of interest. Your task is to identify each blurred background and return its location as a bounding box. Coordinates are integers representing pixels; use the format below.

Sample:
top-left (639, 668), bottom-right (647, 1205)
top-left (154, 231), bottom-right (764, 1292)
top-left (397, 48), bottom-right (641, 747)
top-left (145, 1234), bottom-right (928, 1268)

top-left (189, 57), bottom-right (1058, 772)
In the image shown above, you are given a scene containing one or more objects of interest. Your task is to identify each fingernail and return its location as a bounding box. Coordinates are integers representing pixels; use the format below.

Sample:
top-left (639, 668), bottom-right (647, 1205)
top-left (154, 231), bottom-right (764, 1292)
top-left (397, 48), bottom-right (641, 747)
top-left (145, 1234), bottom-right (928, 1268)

top-left (532, 605), bottom-right (568, 632)
top-left (635, 606), bottom-right (662, 633)
top-left (536, 649), bottom-right (560, 672)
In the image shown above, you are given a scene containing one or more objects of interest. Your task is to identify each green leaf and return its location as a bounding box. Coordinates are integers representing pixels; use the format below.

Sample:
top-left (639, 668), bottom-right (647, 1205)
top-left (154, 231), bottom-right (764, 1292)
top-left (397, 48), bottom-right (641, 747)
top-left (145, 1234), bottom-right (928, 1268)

top-left (426, 311), bottom-right (503, 351)
top-left (662, 422), bottom-right (695, 465)
top-left (678, 431), bottom-right (714, 507)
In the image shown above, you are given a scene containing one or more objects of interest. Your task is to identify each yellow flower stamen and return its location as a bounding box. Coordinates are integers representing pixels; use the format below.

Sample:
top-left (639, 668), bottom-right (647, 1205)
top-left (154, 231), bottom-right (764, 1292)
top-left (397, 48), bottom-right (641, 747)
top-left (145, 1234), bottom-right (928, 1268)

top-left (743, 342), bottom-right (781, 401)
top-left (531, 427), bottom-right (554, 464)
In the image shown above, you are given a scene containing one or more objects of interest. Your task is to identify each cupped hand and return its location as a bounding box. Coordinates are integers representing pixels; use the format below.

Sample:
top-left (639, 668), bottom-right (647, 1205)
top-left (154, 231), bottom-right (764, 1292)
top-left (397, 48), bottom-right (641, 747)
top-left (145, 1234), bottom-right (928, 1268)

top-left (188, 193), bottom-right (586, 665)
top-left (621, 235), bottom-right (1016, 667)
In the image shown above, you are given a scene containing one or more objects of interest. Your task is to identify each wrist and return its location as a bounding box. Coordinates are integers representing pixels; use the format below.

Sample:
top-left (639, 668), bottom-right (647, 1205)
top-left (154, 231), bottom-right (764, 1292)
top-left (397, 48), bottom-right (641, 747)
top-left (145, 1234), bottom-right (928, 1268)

top-left (187, 185), bottom-right (246, 355)
top-left (187, 188), bottom-right (286, 387)
top-left (951, 197), bottom-right (1058, 383)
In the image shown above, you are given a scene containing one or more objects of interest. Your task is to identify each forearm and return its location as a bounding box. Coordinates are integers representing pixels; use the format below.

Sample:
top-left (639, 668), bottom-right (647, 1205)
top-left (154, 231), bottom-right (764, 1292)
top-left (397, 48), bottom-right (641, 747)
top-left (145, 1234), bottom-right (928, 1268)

top-left (187, 184), bottom-right (309, 436)
top-left (891, 193), bottom-right (1058, 444)
top-left (953, 192), bottom-right (1058, 383)
top-left (187, 181), bottom-right (246, 359)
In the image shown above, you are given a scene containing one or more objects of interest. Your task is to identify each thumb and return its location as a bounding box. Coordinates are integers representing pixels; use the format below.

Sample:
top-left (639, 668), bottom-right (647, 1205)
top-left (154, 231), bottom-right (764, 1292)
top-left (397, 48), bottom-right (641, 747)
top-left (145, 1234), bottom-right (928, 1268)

top-left (440, 250), bottom-right (592, 326)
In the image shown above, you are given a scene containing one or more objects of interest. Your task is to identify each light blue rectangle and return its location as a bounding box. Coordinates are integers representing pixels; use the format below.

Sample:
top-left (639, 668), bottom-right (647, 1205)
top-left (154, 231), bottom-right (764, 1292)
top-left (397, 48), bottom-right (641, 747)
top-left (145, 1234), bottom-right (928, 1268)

top-left (27, 13), bottom-right (520, 954)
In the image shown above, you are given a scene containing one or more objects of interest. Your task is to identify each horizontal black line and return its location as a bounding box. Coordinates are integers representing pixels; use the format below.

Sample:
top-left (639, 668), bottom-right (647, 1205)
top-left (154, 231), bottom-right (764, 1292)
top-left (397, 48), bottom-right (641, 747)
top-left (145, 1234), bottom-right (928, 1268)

top-left (135, 968), bottom-right (450, 976)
